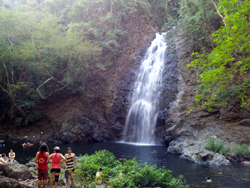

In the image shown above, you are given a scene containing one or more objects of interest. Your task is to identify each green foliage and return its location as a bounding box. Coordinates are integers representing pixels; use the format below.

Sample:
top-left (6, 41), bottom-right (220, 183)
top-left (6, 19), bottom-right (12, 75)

top-left (188, 0), bottom-right (250, 109)
top-left (75, 150), bottom-right (189, 188)
top-left (233, 144), bottom-right (250, 158)
top-left (205, 137), bottom-right (230, 155)
top-left (166, 0), bottom-right (220, 48)
top-left (0, 0), bottom-right (171, 124)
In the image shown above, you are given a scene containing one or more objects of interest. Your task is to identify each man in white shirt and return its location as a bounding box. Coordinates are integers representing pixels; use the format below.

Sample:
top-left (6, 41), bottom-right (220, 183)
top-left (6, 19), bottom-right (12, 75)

top-left (0, 153), bottom-right (7, 166)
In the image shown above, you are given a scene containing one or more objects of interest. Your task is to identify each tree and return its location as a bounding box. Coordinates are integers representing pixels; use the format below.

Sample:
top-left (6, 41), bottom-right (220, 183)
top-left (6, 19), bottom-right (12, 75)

top-left (0, 6), bottom-right (33, 119)
top-left (188, 0), bottom-right (250, 110)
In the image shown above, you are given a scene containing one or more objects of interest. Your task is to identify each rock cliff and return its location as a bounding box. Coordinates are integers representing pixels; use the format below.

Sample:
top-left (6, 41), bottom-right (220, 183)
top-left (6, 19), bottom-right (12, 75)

top-left (164, 31), bottom-right (250, 164)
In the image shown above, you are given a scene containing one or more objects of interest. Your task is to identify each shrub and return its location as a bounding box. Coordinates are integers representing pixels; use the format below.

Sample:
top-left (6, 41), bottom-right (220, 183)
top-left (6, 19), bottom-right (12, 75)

top-left (233, 144), bottom-right (250, 158)
top-left (205, 137), bottom-right (230, 155)
top-left (74, 150), bottom-right (189, 188)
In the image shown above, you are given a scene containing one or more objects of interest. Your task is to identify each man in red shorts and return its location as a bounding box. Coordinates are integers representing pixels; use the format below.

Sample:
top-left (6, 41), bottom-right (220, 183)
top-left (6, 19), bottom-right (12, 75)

top-left (34, 143), bottom-right (51, 188)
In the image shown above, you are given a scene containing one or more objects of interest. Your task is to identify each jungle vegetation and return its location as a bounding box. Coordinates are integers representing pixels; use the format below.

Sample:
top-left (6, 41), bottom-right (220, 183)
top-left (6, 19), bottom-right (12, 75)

top-left (1, 0), bottom-right (249, 125)
top-left (0, 0), bottom-right (170, 125)
top-left (171, 0), bottom-right (250, 110)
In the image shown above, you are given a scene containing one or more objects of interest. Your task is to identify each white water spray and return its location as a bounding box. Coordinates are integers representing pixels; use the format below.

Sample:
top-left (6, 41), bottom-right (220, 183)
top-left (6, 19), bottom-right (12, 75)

top-left (122, 33), bottom-right (167, 144)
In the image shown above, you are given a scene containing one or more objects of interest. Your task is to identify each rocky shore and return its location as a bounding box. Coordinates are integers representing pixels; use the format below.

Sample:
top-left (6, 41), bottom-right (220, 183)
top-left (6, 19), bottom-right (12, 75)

top-left (167, 139), bottom-right (231, 166)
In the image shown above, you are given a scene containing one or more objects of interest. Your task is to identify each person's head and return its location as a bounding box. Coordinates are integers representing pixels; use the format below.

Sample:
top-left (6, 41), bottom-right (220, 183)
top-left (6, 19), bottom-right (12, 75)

top-left (67, 147), bottom-right (72, 153)
top-left (119, 156), bottom-right (123, 160)
top-left (39, 139), bottom-right (45, 145)
top-left (99, 167), bottom-right (103, 171)
top-left (39, 143), bottom-right (48, 154)
top-left (54, 146), bottom-right (60, 153)
top-left (2, 153), bottom-right (6, 158)
top-left (10, 149), bottom-right (13, 152)
top-left (154, 182), bottom-right (159, 187)
top-left (206, 176), bottom-right (210, 180)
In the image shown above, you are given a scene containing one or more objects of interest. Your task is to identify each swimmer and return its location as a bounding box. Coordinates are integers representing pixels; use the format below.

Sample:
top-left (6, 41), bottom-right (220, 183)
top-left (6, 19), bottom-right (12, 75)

top-left (22, 142), bottom-right (27, 147)
top-left (153, 150), bottom-right (156, 153)
top-left (206, 176), bottom-right (212, 183)
top-left (178, 129), bottom-right (182, 139)
top-left (27, 142), bottom-right (33, 146)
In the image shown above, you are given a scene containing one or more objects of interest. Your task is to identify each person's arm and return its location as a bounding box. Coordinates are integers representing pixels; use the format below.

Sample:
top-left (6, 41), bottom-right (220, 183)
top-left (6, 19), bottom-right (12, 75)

top-left (73, 154), bottom-right (77, 169)
top-left (64, 154), bottom-right (67, 168)
top-left (34, 152), bottom-right (39, 164)
top-left (8, 153), bottom-right (10, 158)
top-left (60, 154), bottom-right (66, 162)
top-left (49, 154), bottom-right (52, 159)
top-left (13, 153), bottom-right (15, 158)
top-left (46, 152), bottom-right (51, 163)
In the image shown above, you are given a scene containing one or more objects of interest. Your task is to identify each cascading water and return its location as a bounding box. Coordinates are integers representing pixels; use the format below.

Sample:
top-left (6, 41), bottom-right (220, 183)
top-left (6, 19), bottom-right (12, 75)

top-left (122, 33), bottom-right (167, 144)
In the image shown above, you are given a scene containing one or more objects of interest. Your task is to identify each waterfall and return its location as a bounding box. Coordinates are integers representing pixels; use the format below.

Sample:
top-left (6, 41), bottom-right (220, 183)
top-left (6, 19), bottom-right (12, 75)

top-left (122, 33), bottom-right (167, 144)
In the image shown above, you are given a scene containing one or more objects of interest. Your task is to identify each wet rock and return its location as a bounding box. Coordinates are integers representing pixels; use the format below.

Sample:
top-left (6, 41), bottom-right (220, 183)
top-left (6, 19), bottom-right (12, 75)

top-left (0, 163), bottom-right (33, 180)
top-left (164, 136), bottom-right (174, 146)
top-left (168, 140), bottom-right (231, 166)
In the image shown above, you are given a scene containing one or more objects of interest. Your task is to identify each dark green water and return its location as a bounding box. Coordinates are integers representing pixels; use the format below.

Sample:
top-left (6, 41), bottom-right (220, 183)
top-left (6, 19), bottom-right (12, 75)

top-left (1, 140), bottom-right (250, 188)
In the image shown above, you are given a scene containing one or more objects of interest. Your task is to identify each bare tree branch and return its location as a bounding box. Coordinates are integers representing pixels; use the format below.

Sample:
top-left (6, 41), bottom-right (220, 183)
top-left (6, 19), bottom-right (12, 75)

top-left (209, 0), bottom-right (226, 27)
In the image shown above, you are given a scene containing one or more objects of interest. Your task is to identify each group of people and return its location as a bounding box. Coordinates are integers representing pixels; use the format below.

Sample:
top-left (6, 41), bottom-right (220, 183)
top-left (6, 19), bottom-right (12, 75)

top-left (0, 149), bottom-right (16, 166)
top-left (34, 141), bottom-right (76, 188)
top-left (22, 141), bottom-right (33, 147)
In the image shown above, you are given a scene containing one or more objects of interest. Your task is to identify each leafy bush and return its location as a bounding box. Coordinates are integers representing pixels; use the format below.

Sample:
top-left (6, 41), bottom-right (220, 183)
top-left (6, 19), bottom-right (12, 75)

top-left (205, 137), bottom-right (230, 155)
top-left (75, 150), bottom-right (189, 188)
top-left (233, 144), bottom-right (250, 158)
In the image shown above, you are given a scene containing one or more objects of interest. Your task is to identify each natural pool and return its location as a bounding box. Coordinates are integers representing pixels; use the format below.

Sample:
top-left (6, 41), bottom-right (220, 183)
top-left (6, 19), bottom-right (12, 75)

top-left (1, 140), bottom-right (250, 188)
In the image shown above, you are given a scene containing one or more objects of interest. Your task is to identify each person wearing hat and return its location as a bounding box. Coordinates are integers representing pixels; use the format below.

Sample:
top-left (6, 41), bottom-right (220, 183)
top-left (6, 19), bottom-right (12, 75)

top-left (49, 146), bottom-right (66, 188)
top-left (63, 147), bottom-right (76, 187)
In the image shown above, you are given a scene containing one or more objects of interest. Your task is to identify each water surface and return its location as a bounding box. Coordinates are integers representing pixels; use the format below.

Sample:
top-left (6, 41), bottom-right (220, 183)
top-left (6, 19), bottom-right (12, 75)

top-left (1, 140), bottom-right (250, 188)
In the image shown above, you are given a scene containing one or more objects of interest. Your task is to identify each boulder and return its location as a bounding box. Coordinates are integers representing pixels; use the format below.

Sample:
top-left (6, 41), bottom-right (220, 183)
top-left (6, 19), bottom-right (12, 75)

top-left (168, 140), bottom-right (231, 166)
top-left (0, 163), bottom-right (33, 180)
top-left (0, 176), bottom-right (34, 188)
top-left (25, 162), bottom-right (36, 168)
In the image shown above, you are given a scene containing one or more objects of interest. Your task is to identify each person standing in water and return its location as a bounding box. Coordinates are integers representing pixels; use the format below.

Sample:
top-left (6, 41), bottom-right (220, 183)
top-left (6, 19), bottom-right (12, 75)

top-left (49, 146), bottom-right (66, 188)
top-left (64, 147), bottom-right (77, 187)
top-left (8, 149), bottom-right (15, 163)
top-left (34, 143), bottom-right (51, 188)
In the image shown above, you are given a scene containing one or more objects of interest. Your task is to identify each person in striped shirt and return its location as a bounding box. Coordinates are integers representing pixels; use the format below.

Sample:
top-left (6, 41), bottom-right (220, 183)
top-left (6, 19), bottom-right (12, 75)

top-left (64, 147), bottom-right (76, 187)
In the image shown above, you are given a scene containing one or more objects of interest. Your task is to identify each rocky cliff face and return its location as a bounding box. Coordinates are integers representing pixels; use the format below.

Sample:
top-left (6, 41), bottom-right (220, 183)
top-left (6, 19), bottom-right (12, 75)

top-left (165, 32), bottom-right (250, 149)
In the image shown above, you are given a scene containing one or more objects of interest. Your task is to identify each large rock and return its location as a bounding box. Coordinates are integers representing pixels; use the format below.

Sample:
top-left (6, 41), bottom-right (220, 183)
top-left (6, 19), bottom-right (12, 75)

top-left (0, 176), bottom-right (35, 188)
top-left (0, 163), bottom-right (33, 180)
top-left (168, 140), bottom-right (231, 166)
